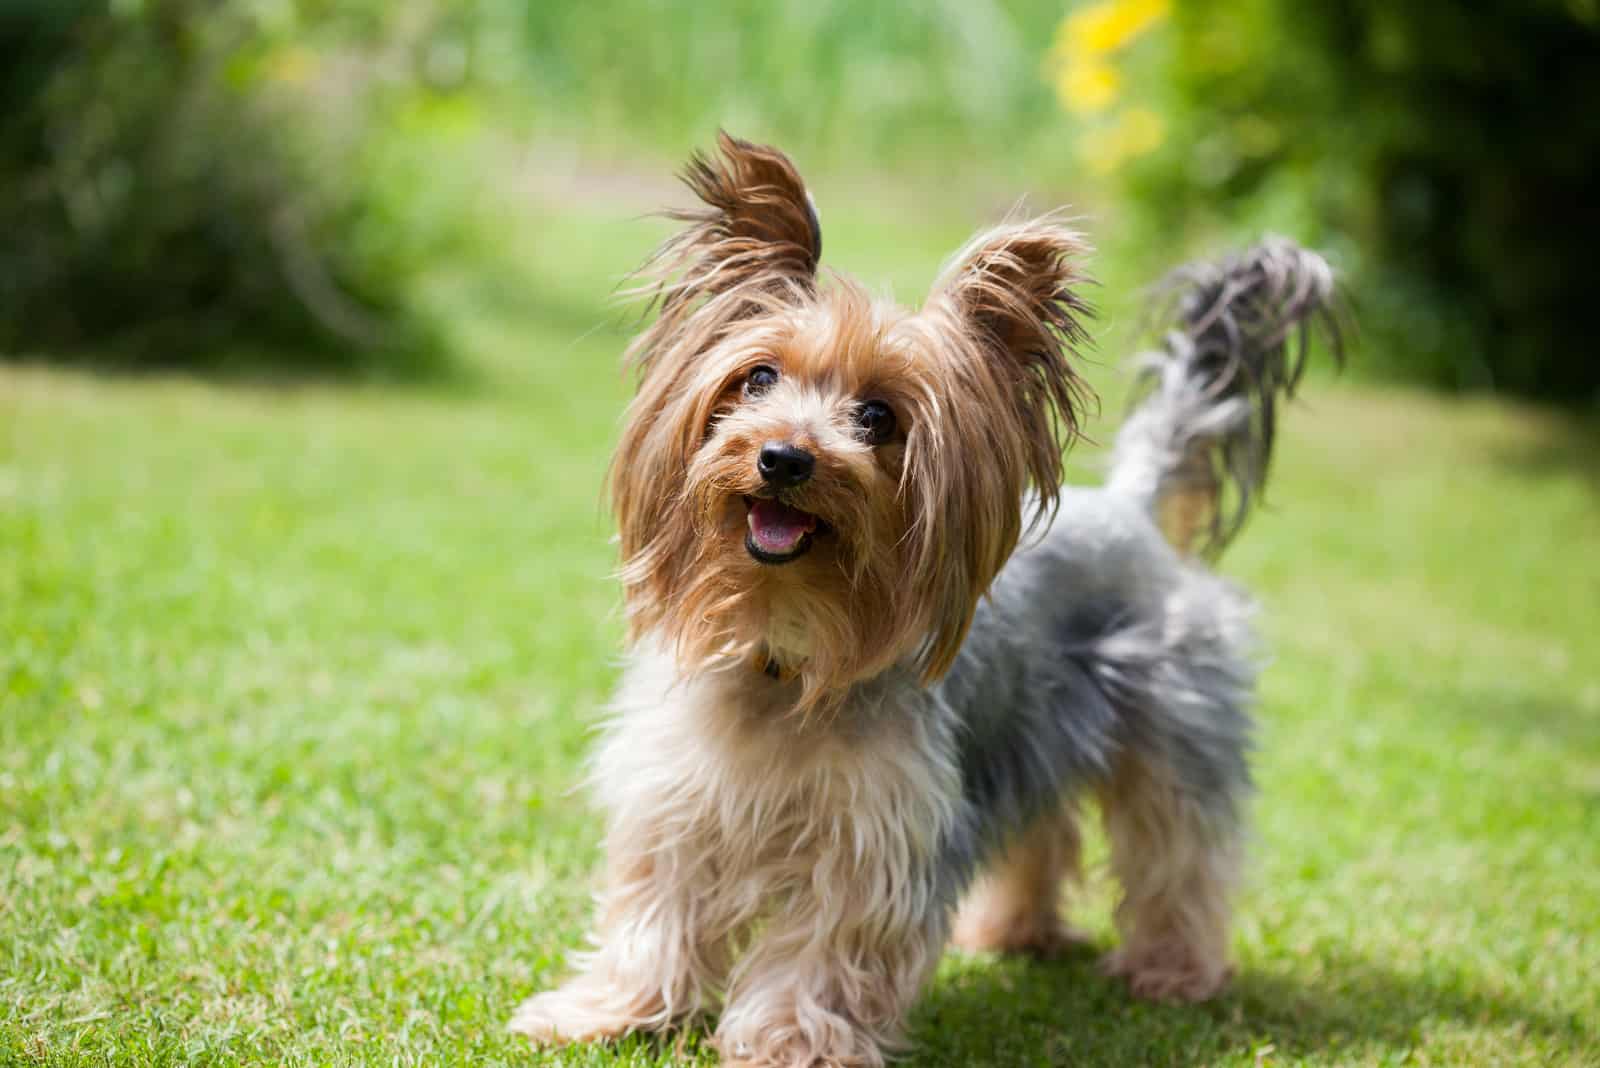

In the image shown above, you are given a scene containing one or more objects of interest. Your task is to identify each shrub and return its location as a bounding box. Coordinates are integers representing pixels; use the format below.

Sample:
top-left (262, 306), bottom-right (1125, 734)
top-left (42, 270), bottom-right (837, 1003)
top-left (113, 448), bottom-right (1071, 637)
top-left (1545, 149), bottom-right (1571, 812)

top-left (1107, 0), bottom-right (1600, 401)
top-left (0, 0), bottom-right (447, 376)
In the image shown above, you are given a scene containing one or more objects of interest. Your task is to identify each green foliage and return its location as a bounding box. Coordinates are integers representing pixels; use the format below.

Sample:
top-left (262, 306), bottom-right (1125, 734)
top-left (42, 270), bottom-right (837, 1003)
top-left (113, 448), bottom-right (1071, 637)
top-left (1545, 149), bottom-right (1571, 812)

top-left (1120, 0), bottom-right (1600, 401)
top-left (0, 0), bottom-right (451, 376)
top-left (9, 0), bottom-right (1597, 399)
top-left (490, 0), bottom-right (1076, 174)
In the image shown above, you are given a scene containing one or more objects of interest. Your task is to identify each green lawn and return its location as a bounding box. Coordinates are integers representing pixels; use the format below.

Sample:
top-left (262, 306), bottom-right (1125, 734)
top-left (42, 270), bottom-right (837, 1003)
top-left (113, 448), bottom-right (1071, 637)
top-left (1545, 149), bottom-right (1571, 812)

top-left (3, 193), bottom-right (1598, 1066)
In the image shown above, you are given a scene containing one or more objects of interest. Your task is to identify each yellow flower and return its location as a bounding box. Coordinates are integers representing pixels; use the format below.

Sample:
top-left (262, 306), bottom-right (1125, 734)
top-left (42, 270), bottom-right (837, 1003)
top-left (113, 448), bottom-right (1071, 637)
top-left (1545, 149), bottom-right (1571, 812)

top-left (1055, 59), bottom-right (1122, 115)
top-left (1047, 0), bottom-right (1172, 116)
top-left (1047, 1), bottom-right (1173, 157)
top-left (1060, 0), bottom-right (1171, 58)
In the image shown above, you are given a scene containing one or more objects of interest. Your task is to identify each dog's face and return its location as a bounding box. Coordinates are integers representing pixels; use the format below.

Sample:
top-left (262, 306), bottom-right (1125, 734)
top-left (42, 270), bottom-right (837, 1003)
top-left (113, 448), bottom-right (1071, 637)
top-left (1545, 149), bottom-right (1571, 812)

top-left (611, 135), bottom-right (1093, 710)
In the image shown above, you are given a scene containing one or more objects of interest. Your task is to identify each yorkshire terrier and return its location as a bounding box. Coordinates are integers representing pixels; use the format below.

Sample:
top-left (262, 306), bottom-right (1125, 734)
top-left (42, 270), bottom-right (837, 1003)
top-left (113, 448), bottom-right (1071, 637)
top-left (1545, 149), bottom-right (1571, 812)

top-left (510, 133), bottom-right (1339, 1066)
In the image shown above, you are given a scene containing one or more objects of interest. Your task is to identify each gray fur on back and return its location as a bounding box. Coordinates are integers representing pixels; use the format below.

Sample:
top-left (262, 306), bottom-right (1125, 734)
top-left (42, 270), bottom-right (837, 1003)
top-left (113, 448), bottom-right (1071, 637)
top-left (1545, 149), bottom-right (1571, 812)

top-left (921, 236), bottom-right (1340, 899)
top-left (928, 486), bottom-right (1257, 897)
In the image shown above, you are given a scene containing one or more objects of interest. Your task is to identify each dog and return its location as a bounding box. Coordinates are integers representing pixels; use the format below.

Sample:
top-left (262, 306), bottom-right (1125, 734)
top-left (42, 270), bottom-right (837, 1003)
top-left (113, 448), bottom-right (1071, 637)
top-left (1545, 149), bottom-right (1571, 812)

top-left (509, 133), bottom-right (1339, 1067)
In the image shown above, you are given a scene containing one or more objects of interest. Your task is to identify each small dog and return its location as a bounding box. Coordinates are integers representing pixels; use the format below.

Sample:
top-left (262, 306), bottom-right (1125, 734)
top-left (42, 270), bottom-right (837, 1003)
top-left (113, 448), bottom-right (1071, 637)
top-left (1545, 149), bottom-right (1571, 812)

top-left (510, 133), bottom-right (1339, 1066)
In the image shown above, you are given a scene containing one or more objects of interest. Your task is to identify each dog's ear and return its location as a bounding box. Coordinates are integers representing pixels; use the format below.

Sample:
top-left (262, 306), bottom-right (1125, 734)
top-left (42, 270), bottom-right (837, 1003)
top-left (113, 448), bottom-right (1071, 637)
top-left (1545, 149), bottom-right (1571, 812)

top-left (628, 132), bottom-right (822, 372)
top-left (926, 219), bottom-right (1095, 514)
top-left (901, 220), bottom-right (1095, 681)
top-left (610, 135), bottom-right (820, 637)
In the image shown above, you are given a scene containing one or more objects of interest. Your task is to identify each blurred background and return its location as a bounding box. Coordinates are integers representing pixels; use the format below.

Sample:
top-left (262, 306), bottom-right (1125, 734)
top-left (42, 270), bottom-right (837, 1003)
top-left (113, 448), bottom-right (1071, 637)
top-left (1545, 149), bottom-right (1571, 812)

top-left (5, 5), bottom-right (1599, 1063)
top-left (4, 0), bottom-right (1598, 398)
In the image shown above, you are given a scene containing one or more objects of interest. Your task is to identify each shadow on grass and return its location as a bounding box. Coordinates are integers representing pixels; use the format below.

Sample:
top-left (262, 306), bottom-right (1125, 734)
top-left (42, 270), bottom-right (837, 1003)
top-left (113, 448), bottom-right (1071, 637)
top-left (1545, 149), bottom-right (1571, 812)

top-left (512, 943), bottom-right (1593, 1066)
top-left (908, 947), bottom-right (1594, 1066)
top-left (1488, 406), bottom-right (1600, 495)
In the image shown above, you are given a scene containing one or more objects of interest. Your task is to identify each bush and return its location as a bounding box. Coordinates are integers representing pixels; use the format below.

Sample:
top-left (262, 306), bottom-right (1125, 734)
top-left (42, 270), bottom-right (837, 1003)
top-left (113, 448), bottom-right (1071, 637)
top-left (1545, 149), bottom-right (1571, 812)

top-left (0, 0), bottom-right (448, 376)
top-left (1113, 0), bottom-right (1600, 401)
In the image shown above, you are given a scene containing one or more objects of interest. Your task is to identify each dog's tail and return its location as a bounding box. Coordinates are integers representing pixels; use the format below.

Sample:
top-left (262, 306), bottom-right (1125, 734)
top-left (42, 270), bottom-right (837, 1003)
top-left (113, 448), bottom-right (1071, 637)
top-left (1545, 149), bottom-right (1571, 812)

top-left (1107, 237), bottom-right (1343, 559)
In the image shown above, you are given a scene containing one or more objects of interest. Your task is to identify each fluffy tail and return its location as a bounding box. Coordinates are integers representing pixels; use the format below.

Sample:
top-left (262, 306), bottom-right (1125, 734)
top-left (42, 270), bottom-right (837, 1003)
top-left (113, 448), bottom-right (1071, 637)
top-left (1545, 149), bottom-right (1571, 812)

top-left (1108, 237), bottom-right (1343, 559)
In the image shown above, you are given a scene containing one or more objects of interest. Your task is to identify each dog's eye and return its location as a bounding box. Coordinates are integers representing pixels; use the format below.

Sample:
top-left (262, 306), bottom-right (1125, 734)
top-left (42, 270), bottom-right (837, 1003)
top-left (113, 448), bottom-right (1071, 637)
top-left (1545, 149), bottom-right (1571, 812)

top-left (856, 400), bottom-right (897, 445)
top-left (743, 365), bottom-right (779, 398)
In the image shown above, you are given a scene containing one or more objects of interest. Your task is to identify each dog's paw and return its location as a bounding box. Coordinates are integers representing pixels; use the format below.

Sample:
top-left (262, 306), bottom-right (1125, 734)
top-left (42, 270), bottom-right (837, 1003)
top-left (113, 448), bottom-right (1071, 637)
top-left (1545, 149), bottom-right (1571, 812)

top-left (715, 1012), bottom-right (887, 1068)
top-left (1099, 945), bottom-right (1233, 1003)
top-left (718, 1044), bottom-right (877, 1068)
top-left (507, 984), bottom-right (645, 1046)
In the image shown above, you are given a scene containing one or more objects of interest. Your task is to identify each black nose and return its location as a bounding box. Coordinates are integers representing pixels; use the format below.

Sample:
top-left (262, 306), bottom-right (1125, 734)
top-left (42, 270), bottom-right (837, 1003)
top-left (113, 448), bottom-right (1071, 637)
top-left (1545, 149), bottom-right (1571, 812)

top-left (757, 442), bottom-right (814, 487)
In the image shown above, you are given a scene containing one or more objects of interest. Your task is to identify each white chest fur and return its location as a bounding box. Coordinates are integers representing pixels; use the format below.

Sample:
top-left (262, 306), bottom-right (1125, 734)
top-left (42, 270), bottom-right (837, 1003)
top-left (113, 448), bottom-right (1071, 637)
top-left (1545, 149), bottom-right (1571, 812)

top-left (591, 645), bottom-right (962, 906)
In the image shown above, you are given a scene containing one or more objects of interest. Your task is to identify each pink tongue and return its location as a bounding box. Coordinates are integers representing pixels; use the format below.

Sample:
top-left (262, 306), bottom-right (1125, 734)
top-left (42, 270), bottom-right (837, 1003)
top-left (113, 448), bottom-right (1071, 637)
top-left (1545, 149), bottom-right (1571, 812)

top-left (748, 499), bottom-right (817, 555)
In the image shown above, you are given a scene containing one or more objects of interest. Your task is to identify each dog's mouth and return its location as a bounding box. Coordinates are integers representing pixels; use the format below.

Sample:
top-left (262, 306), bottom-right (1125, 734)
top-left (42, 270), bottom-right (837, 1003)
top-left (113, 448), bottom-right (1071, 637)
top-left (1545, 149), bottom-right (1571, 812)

top-left (743, 496), bottom-right (826, 564)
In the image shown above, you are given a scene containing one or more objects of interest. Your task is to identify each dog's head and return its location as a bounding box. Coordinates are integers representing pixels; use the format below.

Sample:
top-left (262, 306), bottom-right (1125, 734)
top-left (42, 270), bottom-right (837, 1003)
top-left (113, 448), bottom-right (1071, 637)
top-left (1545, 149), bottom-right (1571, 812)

top-left (611, 133), bottom-right (1093, 711)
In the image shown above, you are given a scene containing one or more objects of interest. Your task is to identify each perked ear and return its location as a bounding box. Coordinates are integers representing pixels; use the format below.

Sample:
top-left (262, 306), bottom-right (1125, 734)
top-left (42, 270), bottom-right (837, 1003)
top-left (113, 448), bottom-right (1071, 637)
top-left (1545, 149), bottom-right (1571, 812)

top-left (610, 134), bottom-right (821, 640)
top-left (927, 218), bottom-right (1096, 516)
top-left (900, 220), bottom-right (1095, 683)
top-left (628, 131), bottom-right (823, 372)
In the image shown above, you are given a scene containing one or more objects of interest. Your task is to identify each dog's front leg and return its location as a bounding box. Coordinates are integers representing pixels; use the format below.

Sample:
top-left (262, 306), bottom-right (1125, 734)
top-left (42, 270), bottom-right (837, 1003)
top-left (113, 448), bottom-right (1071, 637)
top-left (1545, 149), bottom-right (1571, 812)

top-left (509, 827), bottom-right (730, 1047)
top-left (713, 870), bottom-right (946, 1068)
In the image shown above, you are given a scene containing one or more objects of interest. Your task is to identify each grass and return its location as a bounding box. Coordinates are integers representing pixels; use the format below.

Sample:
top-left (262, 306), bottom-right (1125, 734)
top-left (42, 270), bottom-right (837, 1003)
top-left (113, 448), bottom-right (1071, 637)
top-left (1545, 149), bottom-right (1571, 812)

top-left (3, 188), bottom-right (1599, 1067)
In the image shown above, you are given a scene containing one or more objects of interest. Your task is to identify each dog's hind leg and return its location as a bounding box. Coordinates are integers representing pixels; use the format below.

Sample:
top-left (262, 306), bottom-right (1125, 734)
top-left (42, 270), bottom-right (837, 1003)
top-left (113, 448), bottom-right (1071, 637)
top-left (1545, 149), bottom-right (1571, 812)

top-left (950, 799), bottom-right (1090, 957)
top-left (1088, 565), bottom-right (1255, 1003)
top-left (1096, 748), bottom-right (1244, 1003)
